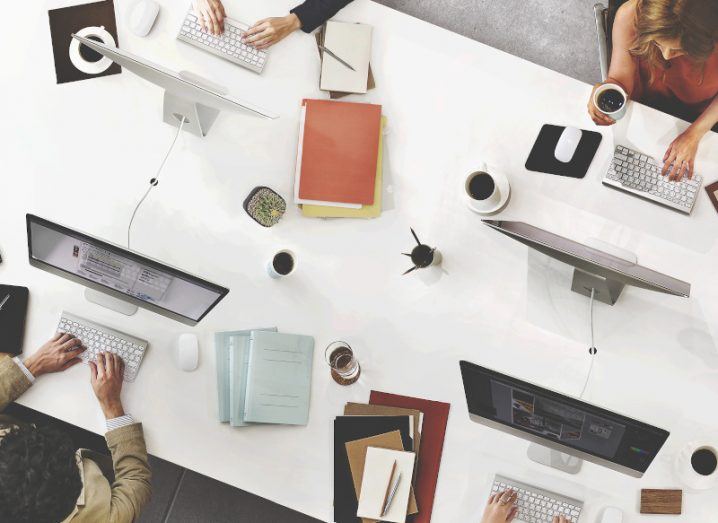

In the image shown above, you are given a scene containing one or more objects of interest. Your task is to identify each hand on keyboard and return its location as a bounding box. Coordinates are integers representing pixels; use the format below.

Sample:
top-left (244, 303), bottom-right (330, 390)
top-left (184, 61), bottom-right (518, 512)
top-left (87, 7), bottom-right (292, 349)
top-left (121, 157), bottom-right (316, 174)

top-left (90, 352), bottom-right (126, 419)
top-left (193, 0), bottom-right (226, 35)
top-left (23, 333), bottom-right (86, 377)
top-left (481, 489), bottom-right (518, 523)
top-left (661, 127), bottom-right (702, 181)
top-left (242, 14), bottom-right (302, 50)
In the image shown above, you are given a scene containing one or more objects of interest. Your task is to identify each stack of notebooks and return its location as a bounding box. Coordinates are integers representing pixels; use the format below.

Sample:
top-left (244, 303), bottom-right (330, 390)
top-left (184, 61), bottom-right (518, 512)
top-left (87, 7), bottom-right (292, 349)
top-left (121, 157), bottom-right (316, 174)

top-left (215, 328), bottom-right (315, 427)
top-left (333, 392), bottom-right (450, 523)
top-left (316, 21), bottom-right (374, 97)
top-left (294, 99), bottom-right (386, 219)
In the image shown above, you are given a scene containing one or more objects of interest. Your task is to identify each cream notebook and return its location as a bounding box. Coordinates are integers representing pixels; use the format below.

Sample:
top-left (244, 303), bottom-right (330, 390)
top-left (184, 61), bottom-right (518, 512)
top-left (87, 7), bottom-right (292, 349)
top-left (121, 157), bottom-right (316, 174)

top-left (357, 447), bottom-right (415, 523)
top-left (320, 21), bottom-right (372, 94)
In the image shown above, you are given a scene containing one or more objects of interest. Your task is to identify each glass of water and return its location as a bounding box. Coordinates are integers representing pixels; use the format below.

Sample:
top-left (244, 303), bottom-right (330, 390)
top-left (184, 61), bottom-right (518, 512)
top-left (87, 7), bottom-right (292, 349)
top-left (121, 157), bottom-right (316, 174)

top-left (325, 341), bottom-right (361, 385)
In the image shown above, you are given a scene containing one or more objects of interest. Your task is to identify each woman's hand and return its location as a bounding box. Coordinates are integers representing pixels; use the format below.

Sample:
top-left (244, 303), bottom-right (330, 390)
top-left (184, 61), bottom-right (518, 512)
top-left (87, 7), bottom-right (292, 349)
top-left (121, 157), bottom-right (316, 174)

top-left (242, 14), bottom-right (302, 50)
top-left (587, 83), bottom-right (616, 126)
top-left (661, 126), bottom-right (705, 181)
top-left (481, 490), bottom-right (518, 523)
top-left (552, 516), bottom-right (572, 523)
top-left (193, 0), bottom-right (226, 35)
top-left (23, 333), bottom-right (85, 378)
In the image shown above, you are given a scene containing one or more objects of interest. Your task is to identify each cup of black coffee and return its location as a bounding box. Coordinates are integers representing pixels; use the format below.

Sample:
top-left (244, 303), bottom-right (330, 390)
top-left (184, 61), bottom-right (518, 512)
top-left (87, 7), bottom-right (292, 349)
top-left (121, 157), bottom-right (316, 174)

top-left (691, 447), bottom-right (718, 476)
top-left (267, 250), bottom-right (295, 278)
top-left (593, 83), bottom-right (628, 120)
top-left (466, 168), bottom-right (501, 212)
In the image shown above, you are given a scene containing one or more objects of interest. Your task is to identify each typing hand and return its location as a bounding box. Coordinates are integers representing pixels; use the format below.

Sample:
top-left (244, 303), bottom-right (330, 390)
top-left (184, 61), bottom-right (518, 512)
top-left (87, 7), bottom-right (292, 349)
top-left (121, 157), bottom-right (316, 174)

top-left (587, 83), bottom-right (616, 126)
top-left (481, 490), bottom-right (518, 523)
top-left (553, 516), bottom-right (572, 523)
top-left (193, 0), bottom-right (225, 35)
top-left (242, 14), bottom-right (301, 50)
top-left (662, 127), bottom-right (702, 181)
top-left (90, 352), bottom-right (125, 419)
top-left (23, 333), bottom-right (85, 377)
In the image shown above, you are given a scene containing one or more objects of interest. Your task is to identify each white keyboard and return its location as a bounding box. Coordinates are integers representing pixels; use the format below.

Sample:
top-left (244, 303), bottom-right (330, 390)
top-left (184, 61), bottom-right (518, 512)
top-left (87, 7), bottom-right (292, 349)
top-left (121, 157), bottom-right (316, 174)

top-left (56, 311), bottom-right (148, 382)
top-left (491, 474), bottom-right (583, 523)
top-left (177, 7), bottom-right (268, 74)
top-left (603, 145), bottom-right (703, 214)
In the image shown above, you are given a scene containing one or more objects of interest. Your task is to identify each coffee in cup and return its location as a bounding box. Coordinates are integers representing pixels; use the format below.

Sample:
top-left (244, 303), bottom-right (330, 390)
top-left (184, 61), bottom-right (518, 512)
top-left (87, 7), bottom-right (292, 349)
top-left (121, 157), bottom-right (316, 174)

top-left (593, 83), bottom-right (628, 120)
top-left (267, 250), bottom-right (296, 278)
top-left (466, 170), bottom-right (501, 211)
top-left (691, 447), bottom-right (718, 476)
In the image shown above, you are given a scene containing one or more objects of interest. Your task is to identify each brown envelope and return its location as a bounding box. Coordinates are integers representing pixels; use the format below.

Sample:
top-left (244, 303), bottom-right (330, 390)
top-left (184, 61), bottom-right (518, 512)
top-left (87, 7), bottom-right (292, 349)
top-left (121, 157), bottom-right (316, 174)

top-left (345, 431), bottom-right (418, 521)
top-left (344, 403), bottom-right (423, 466)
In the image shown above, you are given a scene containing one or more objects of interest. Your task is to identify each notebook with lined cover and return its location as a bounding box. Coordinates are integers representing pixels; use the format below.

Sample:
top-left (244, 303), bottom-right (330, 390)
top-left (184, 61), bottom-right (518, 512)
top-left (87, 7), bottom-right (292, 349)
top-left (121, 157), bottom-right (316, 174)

top-left (243, 331), bottom-right (315, 425)
top-left (296, 99), bottom-right (382, 205)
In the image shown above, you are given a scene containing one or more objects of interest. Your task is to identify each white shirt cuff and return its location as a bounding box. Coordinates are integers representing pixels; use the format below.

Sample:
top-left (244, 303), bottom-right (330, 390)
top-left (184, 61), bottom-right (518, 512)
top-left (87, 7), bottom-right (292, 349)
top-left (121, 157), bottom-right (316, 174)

top-left (12, 357), bottom-right (36, 384)
top-left (106, 414), bottom-right (135, 432)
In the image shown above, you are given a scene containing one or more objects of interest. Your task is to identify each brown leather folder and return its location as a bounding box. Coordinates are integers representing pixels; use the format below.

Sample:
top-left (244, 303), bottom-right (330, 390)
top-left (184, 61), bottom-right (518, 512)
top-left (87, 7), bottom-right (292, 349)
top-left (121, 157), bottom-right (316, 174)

top-left (345, 431), bottom-right (418, 522)
top-left (369, 392), bottom-right (450, 523)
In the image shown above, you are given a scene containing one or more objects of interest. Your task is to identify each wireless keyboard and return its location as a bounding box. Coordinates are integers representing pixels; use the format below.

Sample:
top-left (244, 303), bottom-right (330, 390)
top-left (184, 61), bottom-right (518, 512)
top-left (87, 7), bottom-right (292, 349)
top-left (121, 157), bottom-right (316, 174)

top-left (177, 7), bottom-right (268, 74)
top-left (56, 311), bottom-right (148, 382)
top-left (603, 145), bottom-right (702, 214)
top-left (491, 474), bottom-right (583, 523)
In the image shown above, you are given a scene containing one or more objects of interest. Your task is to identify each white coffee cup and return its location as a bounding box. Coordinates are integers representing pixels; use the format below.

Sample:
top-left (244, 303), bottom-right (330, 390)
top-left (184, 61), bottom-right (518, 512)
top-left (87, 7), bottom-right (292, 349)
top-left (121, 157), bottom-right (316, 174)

top-left (466, 166), bottom-right (501, 212)
top-left (593, 83), bottom-right (628, 121)
top-left (675, 441), bottom-right (718, 490)
top-left (267, 250), bottom-right (296, 279)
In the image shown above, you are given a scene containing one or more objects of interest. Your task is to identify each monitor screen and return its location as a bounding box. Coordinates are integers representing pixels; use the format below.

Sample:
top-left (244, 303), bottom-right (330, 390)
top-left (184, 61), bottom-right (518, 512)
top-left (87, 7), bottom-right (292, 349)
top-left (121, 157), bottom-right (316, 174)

top-left (460, 360), bottom-right (669, 475)
top-left (27, 214), bottom-right (228, 325)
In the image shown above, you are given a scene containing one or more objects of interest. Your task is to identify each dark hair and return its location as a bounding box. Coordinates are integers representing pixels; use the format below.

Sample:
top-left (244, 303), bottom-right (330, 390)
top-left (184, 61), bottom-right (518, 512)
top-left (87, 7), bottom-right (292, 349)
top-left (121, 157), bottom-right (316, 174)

top-left (0, 424), bottom-right (82, 523)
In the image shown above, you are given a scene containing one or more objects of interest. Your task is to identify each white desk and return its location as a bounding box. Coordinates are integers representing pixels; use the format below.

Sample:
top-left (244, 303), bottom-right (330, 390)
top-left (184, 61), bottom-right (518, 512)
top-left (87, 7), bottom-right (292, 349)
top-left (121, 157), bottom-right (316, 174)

top-left (3, 0), bottom-right (718, 521)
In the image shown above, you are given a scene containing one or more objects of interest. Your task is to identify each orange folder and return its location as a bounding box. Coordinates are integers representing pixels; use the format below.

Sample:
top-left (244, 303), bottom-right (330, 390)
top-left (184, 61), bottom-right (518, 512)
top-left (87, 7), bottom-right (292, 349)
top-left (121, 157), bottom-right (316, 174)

top-left (298, 99), bottom-right (382, 205)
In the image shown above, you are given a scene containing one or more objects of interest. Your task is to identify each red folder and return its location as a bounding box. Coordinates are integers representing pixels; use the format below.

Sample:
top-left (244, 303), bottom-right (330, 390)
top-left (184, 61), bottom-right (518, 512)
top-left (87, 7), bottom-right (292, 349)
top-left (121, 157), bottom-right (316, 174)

top-left (369, 391), bottom-right (450, 523)
top-left (299, 99), bottom-right (382, 205)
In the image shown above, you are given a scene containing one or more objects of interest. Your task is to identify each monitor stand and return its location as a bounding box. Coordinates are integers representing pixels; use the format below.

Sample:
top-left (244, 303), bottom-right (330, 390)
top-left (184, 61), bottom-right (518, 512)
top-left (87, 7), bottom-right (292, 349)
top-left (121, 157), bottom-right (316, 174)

top-left (527, 443), bottom-right (582, 474)
top-left (162, 71), bottom-right (227, 137)
top-left (570, 238), bottom-right (638, 306)
top-left (84, 288), bottom-right (138, 316)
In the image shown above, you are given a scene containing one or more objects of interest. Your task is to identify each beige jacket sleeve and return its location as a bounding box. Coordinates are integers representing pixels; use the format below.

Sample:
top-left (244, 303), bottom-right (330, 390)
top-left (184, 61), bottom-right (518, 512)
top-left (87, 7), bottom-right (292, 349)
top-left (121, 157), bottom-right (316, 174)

top-left (0, 356), bottom-right (32, 412)
top-left (104, 423), bottom-right (152, 522)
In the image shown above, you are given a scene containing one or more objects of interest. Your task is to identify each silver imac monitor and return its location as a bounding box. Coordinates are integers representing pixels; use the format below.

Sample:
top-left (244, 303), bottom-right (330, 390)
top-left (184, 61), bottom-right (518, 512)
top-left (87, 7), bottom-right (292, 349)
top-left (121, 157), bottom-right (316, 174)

top-left (27, 214), bottom-right (228, 326)
top-left (482, 220), bottom-right (690, 305)
top-left (460, 360), bottom-right (670, 477)
top-left (71, 34), bottom-right (277, 137)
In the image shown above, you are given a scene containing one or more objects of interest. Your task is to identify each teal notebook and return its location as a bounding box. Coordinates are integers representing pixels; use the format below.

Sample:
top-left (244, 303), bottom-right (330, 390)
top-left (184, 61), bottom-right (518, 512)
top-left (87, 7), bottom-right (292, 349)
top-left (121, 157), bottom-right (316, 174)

top-left (243, 331), bottom-right (315, 426)
top-left (214, 328), bottom-right (276, 423)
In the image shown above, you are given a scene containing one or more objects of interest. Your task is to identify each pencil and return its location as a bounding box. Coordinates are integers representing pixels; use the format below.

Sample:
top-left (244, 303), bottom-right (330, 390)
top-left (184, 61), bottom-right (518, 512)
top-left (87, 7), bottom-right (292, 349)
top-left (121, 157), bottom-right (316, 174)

top-left (380, 460), bottom-right (397, 516)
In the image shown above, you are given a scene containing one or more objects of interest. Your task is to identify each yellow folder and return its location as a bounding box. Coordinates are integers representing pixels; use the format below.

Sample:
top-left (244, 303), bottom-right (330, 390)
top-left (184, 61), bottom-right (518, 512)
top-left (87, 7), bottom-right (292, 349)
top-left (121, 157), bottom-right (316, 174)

top-left (301, 117), bottom-right (385, 218)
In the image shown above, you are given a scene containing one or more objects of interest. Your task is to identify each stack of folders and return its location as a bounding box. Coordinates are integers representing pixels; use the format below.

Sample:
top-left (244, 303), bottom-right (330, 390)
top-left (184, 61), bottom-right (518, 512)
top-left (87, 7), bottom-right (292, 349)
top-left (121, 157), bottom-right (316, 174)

top-left (333, 393), bottom-right (451, 523)
top-left (295, 99), bottom-right (386, 219)
top-left (215, 328), bottom-right (315, 427)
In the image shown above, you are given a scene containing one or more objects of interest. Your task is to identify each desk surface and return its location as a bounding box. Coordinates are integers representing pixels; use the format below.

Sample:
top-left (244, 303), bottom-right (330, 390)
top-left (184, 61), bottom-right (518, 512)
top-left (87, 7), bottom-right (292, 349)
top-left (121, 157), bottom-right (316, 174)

top-left (3, 0), bottom-right (718, 521)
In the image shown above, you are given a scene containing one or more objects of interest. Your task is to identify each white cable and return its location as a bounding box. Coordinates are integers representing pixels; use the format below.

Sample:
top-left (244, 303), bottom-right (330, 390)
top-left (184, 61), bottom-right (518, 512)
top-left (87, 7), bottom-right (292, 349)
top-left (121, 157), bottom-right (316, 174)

top-left (579, 288), bottom-right (597, 399)
top-left (127, 117), bottom-right (187, 250)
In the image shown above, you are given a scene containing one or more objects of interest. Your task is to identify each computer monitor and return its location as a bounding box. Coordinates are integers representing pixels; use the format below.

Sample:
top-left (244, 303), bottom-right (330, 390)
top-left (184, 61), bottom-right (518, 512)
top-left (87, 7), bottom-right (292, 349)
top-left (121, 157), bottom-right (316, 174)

top-left (460, 360), bottom-right (669, 477)
top-left (71, 34), bottom-right (277, 137)
top-left (26, 214), bottom-right (228, 326)
top-left (482, 220), bottom-right (690, 305)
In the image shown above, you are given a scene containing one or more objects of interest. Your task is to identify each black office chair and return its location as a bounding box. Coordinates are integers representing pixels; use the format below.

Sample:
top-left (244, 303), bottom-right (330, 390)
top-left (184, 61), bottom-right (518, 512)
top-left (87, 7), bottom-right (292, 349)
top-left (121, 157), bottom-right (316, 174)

top-left (593, 1), bottom-right (628, 81)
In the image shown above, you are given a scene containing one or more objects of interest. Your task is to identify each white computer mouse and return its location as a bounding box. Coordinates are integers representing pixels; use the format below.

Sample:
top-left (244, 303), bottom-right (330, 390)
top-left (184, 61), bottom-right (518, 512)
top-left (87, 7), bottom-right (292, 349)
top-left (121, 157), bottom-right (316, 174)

top-left (600, 506), bottom-right (623, 523)
top-left (127, 0), bottom-right (160, 37)
top-left (554, 126), bottom-right (583, 163)
top-left (176, 333), bottom-right (199, 372)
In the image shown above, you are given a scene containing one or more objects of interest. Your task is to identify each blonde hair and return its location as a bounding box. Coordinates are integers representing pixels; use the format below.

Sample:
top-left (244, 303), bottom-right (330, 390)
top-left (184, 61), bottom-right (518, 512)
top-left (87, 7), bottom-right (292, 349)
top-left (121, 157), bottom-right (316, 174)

top-left (630, 0), bottom-right (718, 84)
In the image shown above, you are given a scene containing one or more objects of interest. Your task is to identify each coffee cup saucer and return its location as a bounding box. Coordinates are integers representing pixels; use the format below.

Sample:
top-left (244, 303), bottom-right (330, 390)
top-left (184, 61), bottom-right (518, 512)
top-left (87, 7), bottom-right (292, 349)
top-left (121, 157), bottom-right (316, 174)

top-left (467, 170), bottom-right (511, 215)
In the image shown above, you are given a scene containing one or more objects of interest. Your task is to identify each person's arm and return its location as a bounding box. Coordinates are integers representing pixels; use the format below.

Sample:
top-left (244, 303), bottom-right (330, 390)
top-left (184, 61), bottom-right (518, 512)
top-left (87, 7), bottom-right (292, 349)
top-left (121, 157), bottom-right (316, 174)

top-left (243, 0), bottom-right (355, 50)
top-left (588, 0), bottom-right (639, 125)
top-left (1, 333), bottom-right (85, 411)
top-left (661, 94), bottom-right (718, 180)
top-left (91, 352), bottom-right (151, 523)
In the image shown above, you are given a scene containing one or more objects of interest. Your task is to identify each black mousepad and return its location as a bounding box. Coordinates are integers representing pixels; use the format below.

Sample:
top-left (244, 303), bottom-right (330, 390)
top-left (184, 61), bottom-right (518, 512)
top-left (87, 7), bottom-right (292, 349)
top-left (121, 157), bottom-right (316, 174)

top-left (48, 0), bottom-right (120, 84)
top-left (0, 285), bottom-right (29, 356)
top-left (526, 124), bottom-right (602, 179)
